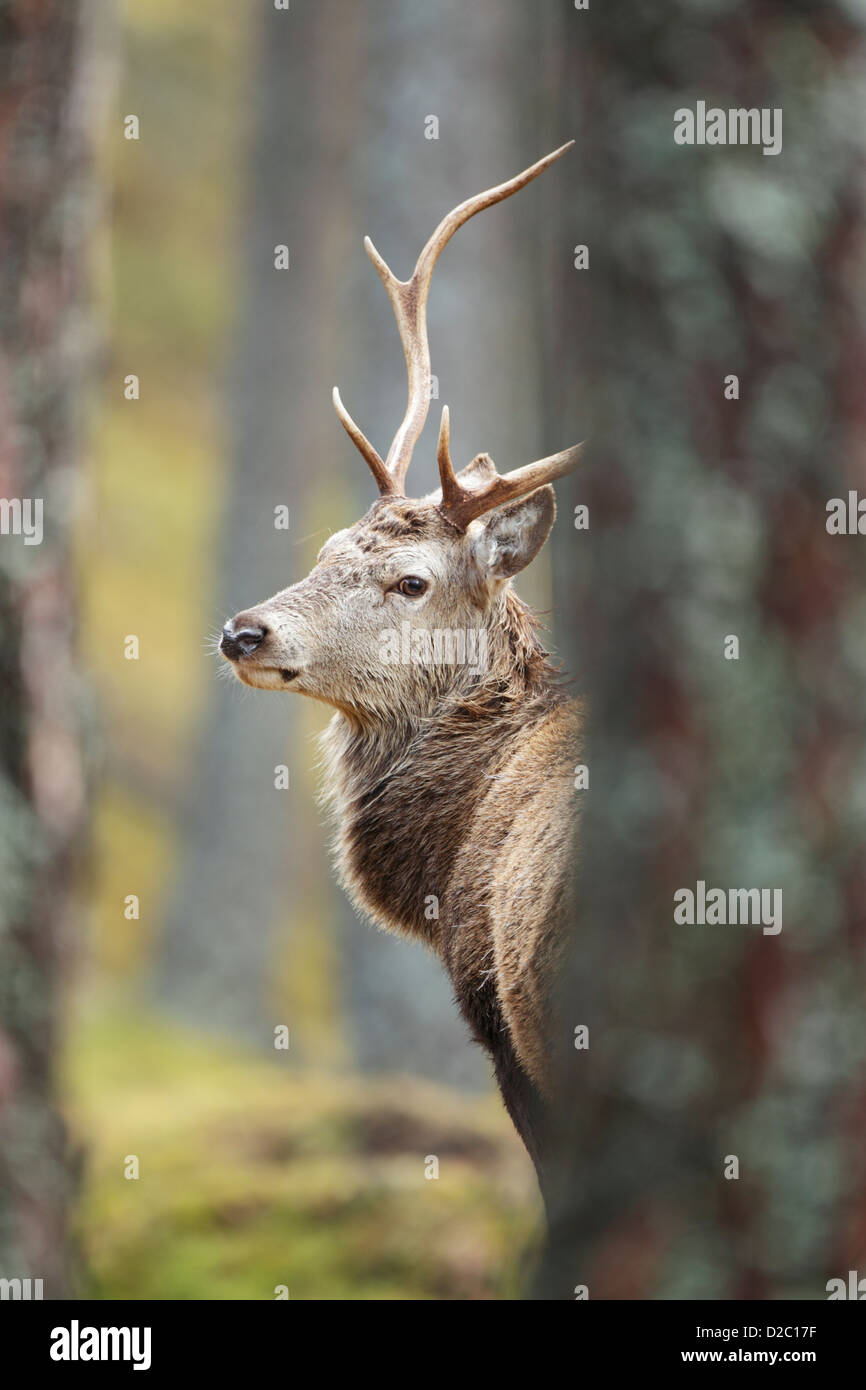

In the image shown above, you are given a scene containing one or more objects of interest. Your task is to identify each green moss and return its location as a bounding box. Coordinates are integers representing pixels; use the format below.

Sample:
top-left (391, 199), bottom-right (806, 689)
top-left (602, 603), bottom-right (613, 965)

top-left (65, 1008), bottom-right (540, 1300)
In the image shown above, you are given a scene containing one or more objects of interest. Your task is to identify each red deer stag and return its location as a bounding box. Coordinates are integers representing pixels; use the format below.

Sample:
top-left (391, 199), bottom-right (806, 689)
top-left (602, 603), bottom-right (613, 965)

top-left (220, 145), bottom-right (583, 1195)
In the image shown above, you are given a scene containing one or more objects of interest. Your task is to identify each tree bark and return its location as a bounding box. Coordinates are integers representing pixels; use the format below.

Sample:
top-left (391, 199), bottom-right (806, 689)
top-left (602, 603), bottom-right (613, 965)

top-left (0, 0), bottom-right (99, 1299)
top-left (542, 0), bottom-right (866, 1299)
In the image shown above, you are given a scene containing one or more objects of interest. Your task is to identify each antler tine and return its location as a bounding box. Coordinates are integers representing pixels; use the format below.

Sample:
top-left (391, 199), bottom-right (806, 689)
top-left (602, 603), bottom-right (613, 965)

top-left (438, 442), bottom-right (585, 533)
top-left (333, 142), bottom-right (575, 496)
top-left (332, 387), bottom-right (394, 495)
top-left (436, 405), bottom-right (462, 511)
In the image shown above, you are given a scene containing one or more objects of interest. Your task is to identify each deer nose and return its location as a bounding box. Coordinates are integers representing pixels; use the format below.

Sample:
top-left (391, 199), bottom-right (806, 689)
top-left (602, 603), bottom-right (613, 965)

top-left (220, 620), bottom-right (268, 660)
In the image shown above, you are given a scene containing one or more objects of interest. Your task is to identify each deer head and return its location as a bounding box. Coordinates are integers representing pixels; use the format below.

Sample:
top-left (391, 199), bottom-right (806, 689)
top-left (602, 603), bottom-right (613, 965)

top-left (220, 145), bottom-right (582, 723)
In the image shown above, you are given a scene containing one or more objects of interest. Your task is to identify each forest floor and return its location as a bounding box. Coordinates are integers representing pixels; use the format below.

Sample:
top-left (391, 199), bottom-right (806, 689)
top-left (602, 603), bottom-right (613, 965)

top-left (63, 1007), bottom-right (540, 1300)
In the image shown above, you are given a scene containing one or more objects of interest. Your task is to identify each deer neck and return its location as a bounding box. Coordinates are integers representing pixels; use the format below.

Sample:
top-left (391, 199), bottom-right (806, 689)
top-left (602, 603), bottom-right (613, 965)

top-left (321, 591), bottom-right (560, 950)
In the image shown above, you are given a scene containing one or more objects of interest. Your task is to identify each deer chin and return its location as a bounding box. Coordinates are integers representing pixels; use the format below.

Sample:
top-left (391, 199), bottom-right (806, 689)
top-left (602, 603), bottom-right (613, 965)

top-left (229, 662), bottom-right (301, 691)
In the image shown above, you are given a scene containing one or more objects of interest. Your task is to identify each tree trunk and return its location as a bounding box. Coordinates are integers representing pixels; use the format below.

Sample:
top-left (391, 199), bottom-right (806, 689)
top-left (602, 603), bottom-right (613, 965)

top-left (152, 1), bottom-right (362, 1046)
top-left (542, 0), bottom-right (866, 1299)
top-left (0, 0), bottom-right (98, 1299)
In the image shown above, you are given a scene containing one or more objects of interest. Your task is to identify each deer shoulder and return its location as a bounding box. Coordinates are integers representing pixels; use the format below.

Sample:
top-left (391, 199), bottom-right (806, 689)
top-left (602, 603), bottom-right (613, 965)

top-left (443, 697), bottom-right (583, 1095)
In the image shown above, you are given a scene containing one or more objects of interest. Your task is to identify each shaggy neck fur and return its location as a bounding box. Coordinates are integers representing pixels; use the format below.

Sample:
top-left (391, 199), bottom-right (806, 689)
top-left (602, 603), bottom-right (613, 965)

top-left (321, 586), bottom-right (565, 952)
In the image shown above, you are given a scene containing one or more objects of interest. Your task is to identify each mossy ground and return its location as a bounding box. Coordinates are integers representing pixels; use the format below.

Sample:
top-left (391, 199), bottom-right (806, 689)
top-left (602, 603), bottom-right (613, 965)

top-left (64, 1008), bottom-right (541, 1300)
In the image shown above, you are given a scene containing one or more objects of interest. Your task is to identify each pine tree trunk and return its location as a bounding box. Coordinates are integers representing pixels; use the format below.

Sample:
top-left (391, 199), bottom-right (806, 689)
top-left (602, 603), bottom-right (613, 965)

top-left (0, 0), bottom-right (98, 1299)
top-left (542, 0), bottom-right (866, 1299)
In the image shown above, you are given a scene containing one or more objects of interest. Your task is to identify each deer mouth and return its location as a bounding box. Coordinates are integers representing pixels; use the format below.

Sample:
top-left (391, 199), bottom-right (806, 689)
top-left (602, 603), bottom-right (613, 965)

top-left (226, 660), bottom-right (302, 692)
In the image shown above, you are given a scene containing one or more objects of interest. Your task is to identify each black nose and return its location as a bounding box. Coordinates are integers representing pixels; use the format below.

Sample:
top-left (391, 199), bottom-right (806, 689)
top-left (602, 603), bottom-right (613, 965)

top-left (220, 621), bottom-right (267, 660)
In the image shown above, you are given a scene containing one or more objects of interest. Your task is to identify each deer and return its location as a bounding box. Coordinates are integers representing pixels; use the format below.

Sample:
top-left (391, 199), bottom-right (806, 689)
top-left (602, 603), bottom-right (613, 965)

top-left (219, 144), bottom-right (583, 1199)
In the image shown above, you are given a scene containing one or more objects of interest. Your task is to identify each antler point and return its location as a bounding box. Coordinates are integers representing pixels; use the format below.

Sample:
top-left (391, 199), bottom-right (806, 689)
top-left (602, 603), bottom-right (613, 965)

top-left (355, 147), bottom-right (575, 503)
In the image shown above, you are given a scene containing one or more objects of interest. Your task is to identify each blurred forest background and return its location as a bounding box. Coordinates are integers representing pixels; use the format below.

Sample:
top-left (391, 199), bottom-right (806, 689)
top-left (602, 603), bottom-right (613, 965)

top-left (2, 0), bottom-right (866, 1301)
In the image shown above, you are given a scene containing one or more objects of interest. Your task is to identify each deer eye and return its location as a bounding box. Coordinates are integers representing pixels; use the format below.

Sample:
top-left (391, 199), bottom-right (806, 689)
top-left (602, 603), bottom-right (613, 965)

top-left (396, 576), bottom-right (428, 597)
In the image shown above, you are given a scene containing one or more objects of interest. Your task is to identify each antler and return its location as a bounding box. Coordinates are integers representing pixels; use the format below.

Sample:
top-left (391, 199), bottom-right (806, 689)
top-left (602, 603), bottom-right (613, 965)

top-left (437, 406), bottom-right (583, 532)
top-left (334, 142), bottom-right (576, 496)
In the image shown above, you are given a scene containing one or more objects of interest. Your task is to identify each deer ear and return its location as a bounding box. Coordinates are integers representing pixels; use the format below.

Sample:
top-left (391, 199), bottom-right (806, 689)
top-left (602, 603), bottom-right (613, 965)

top-left (455, 452), bottom-right (498, 490)
top-left (472, 485), bottom-right (556, 579)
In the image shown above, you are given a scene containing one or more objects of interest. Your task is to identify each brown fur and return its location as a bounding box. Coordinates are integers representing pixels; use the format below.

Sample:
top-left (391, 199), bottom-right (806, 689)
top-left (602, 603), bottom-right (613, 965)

top-left (321, 585), bottom-right (580, 1099)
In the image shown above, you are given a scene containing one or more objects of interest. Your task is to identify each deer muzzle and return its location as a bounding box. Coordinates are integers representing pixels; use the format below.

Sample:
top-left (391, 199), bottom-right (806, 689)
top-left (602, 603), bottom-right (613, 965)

top-left (220, 607), bottom-right (307, 688)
